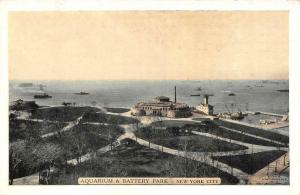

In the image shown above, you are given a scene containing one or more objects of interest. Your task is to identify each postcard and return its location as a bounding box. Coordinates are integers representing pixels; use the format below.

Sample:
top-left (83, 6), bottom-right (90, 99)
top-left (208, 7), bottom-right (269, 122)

top-left (1, 1), bottom-right (300, 195)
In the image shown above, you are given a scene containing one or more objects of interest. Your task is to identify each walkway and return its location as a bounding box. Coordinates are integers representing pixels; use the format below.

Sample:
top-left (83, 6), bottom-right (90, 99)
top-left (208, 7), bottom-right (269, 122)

top-left (12, 173), bottom-right (39, 185)
top-left (41, 116), bottom-right (83, 138)
top-left (219, 126), bottom-right (286, 146)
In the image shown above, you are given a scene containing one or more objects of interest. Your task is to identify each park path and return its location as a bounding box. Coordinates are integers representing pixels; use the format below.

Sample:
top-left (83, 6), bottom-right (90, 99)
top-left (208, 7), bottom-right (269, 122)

top-left (67, 138), bottom-right (120, 165)
top-left (219, 126), bottom-right (287, 146)
top-left (41, 116), bottom-right (83, 138)
top-left (12, 173), bottom-right (40, 185)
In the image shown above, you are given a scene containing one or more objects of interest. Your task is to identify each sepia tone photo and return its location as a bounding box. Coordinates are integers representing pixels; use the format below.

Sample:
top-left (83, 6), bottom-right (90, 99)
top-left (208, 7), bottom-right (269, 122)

top-left (8, 11), bottom-right (289, 185)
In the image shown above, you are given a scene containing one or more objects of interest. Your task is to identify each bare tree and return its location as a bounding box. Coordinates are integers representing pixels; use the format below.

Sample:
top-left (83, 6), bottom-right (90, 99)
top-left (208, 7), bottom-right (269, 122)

top-left (9, 150), bottom-right (22, 185)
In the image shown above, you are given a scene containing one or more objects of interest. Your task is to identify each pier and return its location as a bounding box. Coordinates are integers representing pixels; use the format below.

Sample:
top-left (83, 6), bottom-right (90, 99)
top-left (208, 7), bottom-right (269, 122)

top-left (245, 111), bottom-right (287, 118)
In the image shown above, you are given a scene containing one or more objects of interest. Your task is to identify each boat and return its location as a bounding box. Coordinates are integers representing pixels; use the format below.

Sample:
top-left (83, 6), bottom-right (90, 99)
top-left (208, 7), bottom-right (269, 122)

top-left (277, 89), bottom-right (289, 92)
top-left (19, 83), bottom-right (34, 87)
top-left (34, 93), bottom-right (52, 99)
top-left (255, 85), bottom-right (264, 87)
top-left (196, 87), bottom-right (202, 91)
top-left (62, 102), bottom-right (72, 106)
top-left (217, 112), bottom-right (244, 120)
top-left (228, 93), bottom-right (236, 96)
top-left (74, 92), bottom-right (89, 95)
top-left (190, 94), bottom-right (201, 96)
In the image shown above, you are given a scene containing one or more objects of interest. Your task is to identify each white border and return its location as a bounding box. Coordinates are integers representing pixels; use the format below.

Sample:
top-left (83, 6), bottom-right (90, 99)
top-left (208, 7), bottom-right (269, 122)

top-left (0, 1), bottom-right (299, 195)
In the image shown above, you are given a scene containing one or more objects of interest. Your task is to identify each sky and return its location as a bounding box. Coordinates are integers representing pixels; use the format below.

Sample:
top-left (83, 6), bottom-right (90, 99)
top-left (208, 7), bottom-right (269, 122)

top-left (8, 11), bottom-right (288, 80)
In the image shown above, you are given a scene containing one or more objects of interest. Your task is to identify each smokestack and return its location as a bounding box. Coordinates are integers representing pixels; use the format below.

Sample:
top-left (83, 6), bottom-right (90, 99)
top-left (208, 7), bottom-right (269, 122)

top-left (204, 95), bottom-right (208, 105)
top-left (174, 86), bottom-right (177, 103)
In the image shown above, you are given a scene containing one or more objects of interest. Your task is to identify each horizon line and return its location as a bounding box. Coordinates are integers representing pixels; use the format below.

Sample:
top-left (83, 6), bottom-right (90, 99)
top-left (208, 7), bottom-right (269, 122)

top-left (9, 79), bottom-right (289, 81)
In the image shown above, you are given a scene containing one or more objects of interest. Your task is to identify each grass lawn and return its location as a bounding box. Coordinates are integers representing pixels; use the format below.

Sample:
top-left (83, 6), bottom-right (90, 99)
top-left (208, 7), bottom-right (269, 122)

top-left (30, 106), bottom-right (101, 122)
top-left (212, 150), bottom-right (287, 174)
top-left (152, 120), bottom-right (198, 128)
top-left (136, 127), bottom-right (247, 152)
top-left (214, 120), bottom-right (289, 144)
top-left (9, 119), bottom-right (67, 142)
top-left (187, 123), bottom-right (285, 147)
top-left (82, 112), bottom-right (138, 124)
top-left (104, 107), bottom-right (130, 113)
top-left (55, 141), bottom-right (239, 185)
top-left (46, 123), bottom-right (124, 158)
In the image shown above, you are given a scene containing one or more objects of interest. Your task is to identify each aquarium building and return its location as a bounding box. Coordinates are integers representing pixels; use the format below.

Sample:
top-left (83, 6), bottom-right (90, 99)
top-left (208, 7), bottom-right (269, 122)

top-left (131, 87), bottom-right (191, 118)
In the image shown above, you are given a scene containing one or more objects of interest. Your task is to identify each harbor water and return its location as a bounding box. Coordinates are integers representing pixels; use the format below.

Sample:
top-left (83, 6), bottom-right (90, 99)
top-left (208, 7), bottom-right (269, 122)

top-left (9, 80), bottom-right (289, 115)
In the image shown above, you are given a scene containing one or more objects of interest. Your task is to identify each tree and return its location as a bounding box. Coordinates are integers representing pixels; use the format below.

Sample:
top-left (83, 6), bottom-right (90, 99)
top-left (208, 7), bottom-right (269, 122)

top-left (24, 123), bottom-right (41, 147)
top-left (9, 150), bottom-right (22, 185)
top-left (178, 138), bottom-right (189, 177)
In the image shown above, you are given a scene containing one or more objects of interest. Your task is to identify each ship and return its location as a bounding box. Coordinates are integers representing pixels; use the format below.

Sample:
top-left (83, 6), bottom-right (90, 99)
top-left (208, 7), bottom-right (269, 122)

top-left (190, 94), bottom-right (201, 96)
top-left (217, 111), bottom-right (244, 120)
top-left (277, 89), bottom-right (289, 92)
top-left (74, 92), bottom-right (89, 95)
top-left (228, 93), bottom-right (236, 96)
top-left (19, 83), bottom-right (34, 87)
top-left (217, 103), bottom-right (244, 120)
top-left (34, 93), bottom-right (52, 99)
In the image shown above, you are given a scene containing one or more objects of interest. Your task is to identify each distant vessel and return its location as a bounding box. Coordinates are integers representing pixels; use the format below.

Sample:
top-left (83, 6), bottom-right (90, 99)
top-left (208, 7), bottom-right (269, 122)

top-left (74, 92), bottom-right (89, 95)
top-left (255, 85), bottom-right (264, 87)
top-left (190, 94), bottom-right (201, 96)
top-left (218, 111), bottom-right (244, 120)
top-left (217, 103), bottom-right (244, 120)
top-left (39, 84), bottom-right (47, 91)
top-left (62, 102), bottom-right (72, 106)
top-left (228, 93), bottom-right (236, 96)
top-left (277, 89), bottom-right (289, 92)
top-left (34, 93), bottom-right (52, 99)
top-left (19, 83), bottom-right (33, 87)
top-left (195, 87), bottom-right (202, 91)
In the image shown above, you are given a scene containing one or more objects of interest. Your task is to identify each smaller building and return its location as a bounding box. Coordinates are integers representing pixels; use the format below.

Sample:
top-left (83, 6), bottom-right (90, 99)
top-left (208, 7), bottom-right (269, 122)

top-left (195, 95), bottom-right (214, 115)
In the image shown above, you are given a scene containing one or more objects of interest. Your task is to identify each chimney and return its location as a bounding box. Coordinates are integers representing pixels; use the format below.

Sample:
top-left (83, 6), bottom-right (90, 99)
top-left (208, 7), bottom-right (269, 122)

top-left (174, 86), bottom-right (177, 103)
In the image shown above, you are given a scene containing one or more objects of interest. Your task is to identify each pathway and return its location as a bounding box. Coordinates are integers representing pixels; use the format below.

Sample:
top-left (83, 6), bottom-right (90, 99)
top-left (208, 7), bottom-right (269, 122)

top-left (219, 126), bottom-right (286, 146)
top-left (41, 116), bottom-right (82, 138)
top-left (12, 173), bottom-right (39, 185)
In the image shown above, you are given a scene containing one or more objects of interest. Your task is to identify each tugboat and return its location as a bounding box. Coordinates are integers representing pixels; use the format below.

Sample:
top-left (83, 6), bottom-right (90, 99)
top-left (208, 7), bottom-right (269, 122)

top-left (74, 92), bottom-right (89, 95)
top-left (34, 93), bottom-right (52, 99)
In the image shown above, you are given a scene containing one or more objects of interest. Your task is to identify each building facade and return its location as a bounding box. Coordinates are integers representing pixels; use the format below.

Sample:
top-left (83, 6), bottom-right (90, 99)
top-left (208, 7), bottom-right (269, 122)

top-left (131, 96), bottom-right (191, 118)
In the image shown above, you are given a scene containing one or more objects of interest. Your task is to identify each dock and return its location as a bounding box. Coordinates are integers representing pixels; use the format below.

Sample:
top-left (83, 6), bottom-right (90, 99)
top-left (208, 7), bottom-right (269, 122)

top-left (245, 111), bottom-right (287, 118)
